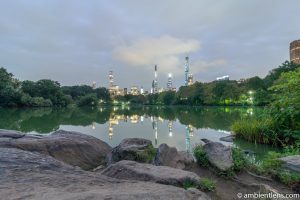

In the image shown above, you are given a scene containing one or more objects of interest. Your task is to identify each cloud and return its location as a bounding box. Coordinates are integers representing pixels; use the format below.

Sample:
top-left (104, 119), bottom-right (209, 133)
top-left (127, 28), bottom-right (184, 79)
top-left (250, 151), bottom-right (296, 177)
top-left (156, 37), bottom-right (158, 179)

top-left (113, 35), bottom-right (200, 76)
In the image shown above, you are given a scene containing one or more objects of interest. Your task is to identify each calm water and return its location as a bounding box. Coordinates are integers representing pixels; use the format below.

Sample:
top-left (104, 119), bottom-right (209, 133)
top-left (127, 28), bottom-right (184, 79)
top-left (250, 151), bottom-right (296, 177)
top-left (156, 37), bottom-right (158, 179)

top-left (0, 106), bottom-right (280, 161)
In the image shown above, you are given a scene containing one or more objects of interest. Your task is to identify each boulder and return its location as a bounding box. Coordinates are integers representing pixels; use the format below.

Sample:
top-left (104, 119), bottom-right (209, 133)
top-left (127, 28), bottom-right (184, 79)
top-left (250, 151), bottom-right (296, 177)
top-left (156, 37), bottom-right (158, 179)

top-left (219, 135), bottom-right (235, 142)
top-left (109, 138), bottom-right (156, 164)
top-left (279, 155), bottom-right (300, 173)
top-left (154, 143), bottom-right (194, 169)
top-left (203, 141), bottom-right (234, 171)
top-left (0, 147), bottom-right (209, 200)
top-left (0, 129), bottom-right (112, 170)
top-left (0, 129), bottom-right (25, 139)
top-left (101, 160), bottom-right (201, 188)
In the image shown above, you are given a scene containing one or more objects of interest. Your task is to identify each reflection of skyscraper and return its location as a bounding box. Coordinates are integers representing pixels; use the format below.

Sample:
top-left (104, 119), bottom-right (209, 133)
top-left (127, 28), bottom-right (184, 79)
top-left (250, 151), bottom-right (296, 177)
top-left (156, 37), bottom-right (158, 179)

top-left (108, 123), bottom-right (113, 140)
top-left (168, 121), bottom-right (173, 137)
top-left (188, 124), bottom-right (194, 137)
top-left (185, 126), bottom-right (191, 152)
top-left (152, 117), bottom-right (158, 145)
top-left (91, 122), bottom-right (96, 129)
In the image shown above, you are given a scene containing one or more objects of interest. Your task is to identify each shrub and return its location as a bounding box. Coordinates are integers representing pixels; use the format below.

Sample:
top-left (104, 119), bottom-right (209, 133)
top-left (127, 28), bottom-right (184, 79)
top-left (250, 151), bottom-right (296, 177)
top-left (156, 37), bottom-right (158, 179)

top-left (232, 147), bottom-right (248, 171)
top-left (183, 179), bottom-right (198, 189)
top-left (200, 178), bottom-right (216, 191)
top-left (135, 144), bottom-right (157, 163)
top-left (193, 145), bottom-right (209, 167)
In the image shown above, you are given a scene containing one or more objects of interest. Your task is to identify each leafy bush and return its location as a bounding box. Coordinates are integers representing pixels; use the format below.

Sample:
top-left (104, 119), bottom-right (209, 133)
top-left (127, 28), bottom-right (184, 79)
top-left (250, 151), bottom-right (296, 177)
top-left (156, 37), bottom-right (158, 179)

top-left (193, 145), bottom-right (209, 167)
top-left (232, 147), bottom-right (248, 171)
top-left (135, 144), bottom-right (157, 163)
top-left (183, 179), bottom-right (198, 189)
top-left (200, 178), bottom-right (216, 191)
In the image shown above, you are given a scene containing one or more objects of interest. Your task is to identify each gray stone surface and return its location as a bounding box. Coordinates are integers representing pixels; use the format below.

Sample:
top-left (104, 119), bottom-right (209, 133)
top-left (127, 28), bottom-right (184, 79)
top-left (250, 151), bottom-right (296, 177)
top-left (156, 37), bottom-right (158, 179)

top-left (0, 129), bottom-right (25, 139)
top-left (154, 143), bottom-right (194, 169)
top-left (219, 135), bottom-right (235, 142)
top-left (109, 138), bottom-right (154, 164)
top-left (203, 141), bottom-right (234, 171)
top-left (0, 147), bottom-right (208, 200)
top-left (279, 155), bottom-right (300, 173)
top-left (0, 129), bottom-right (112, 170)
top-left (101, 160), bottom-right (201, 187)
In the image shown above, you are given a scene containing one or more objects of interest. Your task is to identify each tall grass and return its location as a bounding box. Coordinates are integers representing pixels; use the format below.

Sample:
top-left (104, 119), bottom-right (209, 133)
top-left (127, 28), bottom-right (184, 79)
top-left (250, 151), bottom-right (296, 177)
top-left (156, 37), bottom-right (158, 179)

top-left (231, 117), bottom-right (280, 145)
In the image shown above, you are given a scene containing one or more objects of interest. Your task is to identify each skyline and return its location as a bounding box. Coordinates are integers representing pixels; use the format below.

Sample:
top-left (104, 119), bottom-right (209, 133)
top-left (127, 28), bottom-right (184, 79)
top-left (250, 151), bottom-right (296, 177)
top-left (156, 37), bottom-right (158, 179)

top-left (1, 0), bottom-right (300, 89)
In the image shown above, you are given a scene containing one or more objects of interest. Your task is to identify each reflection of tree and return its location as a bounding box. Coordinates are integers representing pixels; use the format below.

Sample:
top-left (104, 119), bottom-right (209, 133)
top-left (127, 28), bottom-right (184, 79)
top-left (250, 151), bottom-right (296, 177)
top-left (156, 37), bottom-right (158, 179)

top-left (0, 106), bottom-right (263, 134)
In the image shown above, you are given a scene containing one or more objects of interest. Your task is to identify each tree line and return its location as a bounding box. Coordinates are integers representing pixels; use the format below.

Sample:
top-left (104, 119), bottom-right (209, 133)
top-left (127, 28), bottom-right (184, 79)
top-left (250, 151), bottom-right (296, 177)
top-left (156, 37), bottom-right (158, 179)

top-left (0, 60), bottom-right (299, 108)
top-left (116, 61), bottom-right (299, 106)
top-left (0, 68), bottom-right (110, 107)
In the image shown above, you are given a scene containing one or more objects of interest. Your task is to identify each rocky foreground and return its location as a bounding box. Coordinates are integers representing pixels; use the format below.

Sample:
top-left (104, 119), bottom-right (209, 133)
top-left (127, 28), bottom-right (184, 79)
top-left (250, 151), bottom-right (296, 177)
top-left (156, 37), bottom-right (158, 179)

top-left (0, 129), bottom-right (209, 200)
top-left (0, 129), bottom-right (298, 200)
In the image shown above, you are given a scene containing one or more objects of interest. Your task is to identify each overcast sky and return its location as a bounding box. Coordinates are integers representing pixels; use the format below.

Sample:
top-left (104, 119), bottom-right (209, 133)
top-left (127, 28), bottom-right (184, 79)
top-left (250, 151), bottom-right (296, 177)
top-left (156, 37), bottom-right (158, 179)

top-left (1, 0), bottom-right (300, 90)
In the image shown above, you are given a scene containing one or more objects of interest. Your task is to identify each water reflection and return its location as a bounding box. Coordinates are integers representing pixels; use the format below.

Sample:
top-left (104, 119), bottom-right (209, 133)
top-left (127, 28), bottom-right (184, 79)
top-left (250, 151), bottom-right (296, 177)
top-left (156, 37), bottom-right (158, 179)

top-left (0, 106), bottom-right (279, 160)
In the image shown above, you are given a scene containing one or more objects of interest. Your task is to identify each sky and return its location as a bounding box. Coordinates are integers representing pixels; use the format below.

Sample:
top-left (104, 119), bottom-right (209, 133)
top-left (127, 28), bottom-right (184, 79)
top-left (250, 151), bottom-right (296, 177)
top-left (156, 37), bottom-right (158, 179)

top-left (0, 0), bottom-right (300, 90)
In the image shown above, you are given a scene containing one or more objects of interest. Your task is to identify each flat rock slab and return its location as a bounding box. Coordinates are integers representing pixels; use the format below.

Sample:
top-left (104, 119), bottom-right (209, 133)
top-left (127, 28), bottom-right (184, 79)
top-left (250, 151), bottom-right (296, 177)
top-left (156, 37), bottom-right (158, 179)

top-left (280, 155), bottom-right (300, 173)
top-left (154, 143), bottom-right (194, 169)
top-left (0, 129), bottom-right (25, 139)
top-left (203, 141), bottom-right (234, 171)
top-left (101, 160), bottom-right (201, 187)
top-left (219, 135), bottom-right (235, 142)
top-left (0, 147), bottom-right (208, 200)
top-left (0, 129), bottom-right (112, 170)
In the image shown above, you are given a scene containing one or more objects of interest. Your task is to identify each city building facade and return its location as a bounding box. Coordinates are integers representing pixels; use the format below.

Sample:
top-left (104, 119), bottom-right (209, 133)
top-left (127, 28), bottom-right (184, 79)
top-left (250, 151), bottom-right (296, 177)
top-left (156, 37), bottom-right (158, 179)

top-left (290, 40), bottom-right (300, 64)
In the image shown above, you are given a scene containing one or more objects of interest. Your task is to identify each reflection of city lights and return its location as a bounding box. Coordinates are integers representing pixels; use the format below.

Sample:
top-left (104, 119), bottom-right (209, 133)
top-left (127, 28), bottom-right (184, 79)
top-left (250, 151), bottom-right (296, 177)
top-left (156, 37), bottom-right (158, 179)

top-left (130, 115), bottom-right (139, 123)
top-left (92, 122), bottom-right (96, 130)
top-left (168, 121), bottom-right (173, 137)
top-left (188, 125), bottom-right (194, 137)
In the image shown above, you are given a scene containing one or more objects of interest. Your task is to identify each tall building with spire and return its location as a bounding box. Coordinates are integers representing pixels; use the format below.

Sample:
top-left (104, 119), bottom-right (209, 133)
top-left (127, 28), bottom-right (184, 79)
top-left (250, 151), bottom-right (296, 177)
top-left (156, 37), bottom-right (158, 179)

top-left (153, 65), bottom-right (158, 93)
top-left (184, 57), bottom-right (189, 86)
top-left (167, 73), bottom-right (173, 90)
top-left (184, 56), bottom-right (193, 86)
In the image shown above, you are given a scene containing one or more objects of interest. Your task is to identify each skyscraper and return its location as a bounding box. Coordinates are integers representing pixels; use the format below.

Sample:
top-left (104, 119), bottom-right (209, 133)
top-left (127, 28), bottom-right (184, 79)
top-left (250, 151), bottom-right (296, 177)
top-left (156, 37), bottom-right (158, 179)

top-left (184, 56), bottom-right (194, 86)
top-left (109, 71), bottom-right (114, 88)
top-left (290, 40), bottom-right (300, 64)
top-left (184, 57), bottom-right (189, 86)
top-left (167, 73), bottom-right (172, 90)
top-left (153, 65), bottom-right (158, 93)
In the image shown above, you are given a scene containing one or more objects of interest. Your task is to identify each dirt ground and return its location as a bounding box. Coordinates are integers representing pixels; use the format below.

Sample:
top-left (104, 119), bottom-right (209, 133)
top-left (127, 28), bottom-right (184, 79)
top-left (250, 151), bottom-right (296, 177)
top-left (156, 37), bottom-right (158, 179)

top-left (189, 163), bottom-right (298, 200)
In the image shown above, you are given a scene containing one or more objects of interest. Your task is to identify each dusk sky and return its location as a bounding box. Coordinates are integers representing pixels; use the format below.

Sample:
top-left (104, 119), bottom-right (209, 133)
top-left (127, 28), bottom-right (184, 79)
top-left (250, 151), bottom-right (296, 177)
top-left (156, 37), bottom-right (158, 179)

top-left (1, 0), bottom-right (300, 90)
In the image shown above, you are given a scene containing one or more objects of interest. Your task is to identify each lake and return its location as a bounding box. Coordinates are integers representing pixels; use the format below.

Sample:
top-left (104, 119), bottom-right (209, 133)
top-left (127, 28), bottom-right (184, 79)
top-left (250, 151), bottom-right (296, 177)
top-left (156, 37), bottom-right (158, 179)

top-left (0, 106), bottom-right (280, 161)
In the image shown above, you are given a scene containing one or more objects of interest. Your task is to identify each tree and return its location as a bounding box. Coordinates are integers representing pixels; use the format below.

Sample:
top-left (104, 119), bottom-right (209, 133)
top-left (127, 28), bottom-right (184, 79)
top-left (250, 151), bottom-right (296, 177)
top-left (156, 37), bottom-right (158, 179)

top-left (77, 94), bottom-right (98, 107)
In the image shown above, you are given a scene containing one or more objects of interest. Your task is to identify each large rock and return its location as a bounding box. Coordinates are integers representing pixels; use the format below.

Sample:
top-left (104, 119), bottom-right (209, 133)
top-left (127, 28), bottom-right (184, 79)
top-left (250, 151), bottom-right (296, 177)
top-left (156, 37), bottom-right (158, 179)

top-left (0, 129), bottom-right (25, 139)
top-left (154, 143), bottom-right (194, 169)
top-left (203, 141), bottom-right (234, 171)
top-left (279, 155), bottom-right (300, 173)
top-left (0, 147), bottom-right (208, 200)
top-left (0, 129), bottom-right (112, 170)
top-left (219, 135), bottom-right (235, 142)
top-left (101, 160), bottom-right (201, 188)
top-left (109, 138), bottom-right (156, 164)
